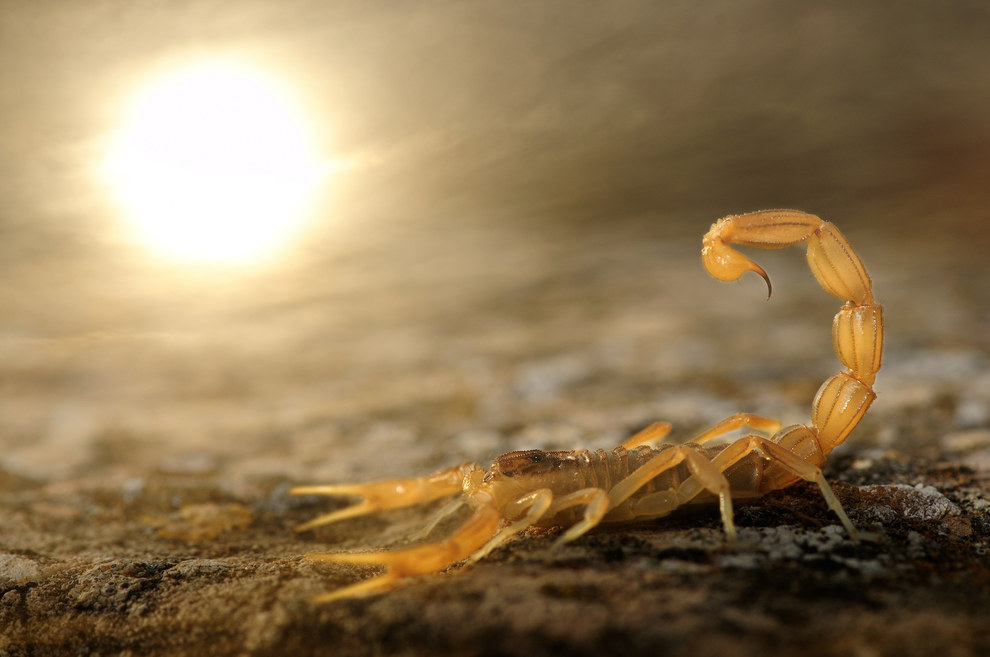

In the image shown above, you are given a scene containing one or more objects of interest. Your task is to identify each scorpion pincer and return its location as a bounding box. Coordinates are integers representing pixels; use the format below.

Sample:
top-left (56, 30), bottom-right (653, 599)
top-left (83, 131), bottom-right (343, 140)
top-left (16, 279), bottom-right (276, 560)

top-left (291, 210), bottom-right (883, 602)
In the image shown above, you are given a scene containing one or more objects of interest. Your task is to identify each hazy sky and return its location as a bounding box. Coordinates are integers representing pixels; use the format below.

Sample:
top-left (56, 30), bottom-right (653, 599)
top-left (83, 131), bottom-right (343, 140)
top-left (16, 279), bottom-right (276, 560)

top-left (2, 1), bottom-right (989, 336)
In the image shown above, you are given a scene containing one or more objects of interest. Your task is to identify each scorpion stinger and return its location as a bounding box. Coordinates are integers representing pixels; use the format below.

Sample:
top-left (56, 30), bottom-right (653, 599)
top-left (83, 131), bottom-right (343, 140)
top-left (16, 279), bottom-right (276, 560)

top-left (292, 209), bottom-right (883, 601)
top-left (701, 209), bottom-right (882, 538)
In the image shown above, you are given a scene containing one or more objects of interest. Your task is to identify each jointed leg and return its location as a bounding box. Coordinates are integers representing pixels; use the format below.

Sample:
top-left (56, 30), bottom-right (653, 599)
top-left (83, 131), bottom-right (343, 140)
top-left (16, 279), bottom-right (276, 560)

top-left (712, 435), bottom-right (860, 539)
top-left (466, 489), bottom-right (553, 564)
top-left (691, 413), bottom-right (781, 445)
top-left (620, 421), bottom-right (674, 449)
top-left (546, 488), bottom-right (611, 548)
top-left (608, 446), bottom-right (738, 544)
top-left (478, 487), bottom-right (612, 558)
top-left (410, 497), bottom-right (467, 541)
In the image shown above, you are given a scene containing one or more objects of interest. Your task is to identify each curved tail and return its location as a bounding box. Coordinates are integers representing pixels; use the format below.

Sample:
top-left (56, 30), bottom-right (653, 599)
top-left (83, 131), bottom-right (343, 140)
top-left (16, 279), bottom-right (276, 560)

top-left (702, 210), bottom-right (883, 455)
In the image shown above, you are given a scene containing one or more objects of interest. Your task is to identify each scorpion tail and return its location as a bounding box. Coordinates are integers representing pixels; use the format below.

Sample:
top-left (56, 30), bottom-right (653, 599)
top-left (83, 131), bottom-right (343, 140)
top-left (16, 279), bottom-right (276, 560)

top-left (304, 505), bottom-right (500, 602)
top-left (703, 210), bottom-right (882, 454)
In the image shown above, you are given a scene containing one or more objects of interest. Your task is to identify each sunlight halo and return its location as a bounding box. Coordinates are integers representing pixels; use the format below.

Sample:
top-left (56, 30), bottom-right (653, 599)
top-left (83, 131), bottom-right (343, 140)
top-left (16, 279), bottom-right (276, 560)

top-left (104, 62), bottom-right (327, 264)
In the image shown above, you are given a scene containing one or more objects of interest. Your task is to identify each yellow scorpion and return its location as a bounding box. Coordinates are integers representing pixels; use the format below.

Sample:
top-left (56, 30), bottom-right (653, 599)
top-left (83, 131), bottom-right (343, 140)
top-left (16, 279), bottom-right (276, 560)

top-left (292, 210), bottom-right (883, 602)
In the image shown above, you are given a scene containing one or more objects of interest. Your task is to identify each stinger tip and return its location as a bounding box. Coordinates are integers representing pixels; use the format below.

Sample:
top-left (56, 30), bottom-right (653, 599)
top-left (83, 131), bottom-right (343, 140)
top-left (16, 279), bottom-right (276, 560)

top-left (760, 268), bottom-right (772, 300)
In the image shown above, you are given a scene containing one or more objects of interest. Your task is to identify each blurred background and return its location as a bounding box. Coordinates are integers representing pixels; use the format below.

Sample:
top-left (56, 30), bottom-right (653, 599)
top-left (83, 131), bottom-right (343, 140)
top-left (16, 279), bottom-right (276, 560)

top-left (1, 0), bottom-right (988, 487)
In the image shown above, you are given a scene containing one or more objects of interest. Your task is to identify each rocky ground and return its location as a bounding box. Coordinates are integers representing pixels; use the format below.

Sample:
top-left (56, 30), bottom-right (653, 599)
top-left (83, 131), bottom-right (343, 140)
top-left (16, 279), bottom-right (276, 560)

top-left (2, 207), bottom-right (989, 657)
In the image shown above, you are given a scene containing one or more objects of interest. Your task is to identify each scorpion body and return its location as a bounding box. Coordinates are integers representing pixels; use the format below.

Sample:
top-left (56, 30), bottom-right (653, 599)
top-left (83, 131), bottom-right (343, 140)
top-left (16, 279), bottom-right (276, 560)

top-left (293, 210), bottom-right (883, 602)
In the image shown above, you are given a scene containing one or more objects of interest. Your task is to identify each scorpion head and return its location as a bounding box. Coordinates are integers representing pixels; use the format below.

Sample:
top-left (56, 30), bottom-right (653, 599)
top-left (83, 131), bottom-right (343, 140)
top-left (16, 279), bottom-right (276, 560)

top-left (488, 450), bottom-right (562, 480)
top-left (469, 450), bottom-right (558, 512)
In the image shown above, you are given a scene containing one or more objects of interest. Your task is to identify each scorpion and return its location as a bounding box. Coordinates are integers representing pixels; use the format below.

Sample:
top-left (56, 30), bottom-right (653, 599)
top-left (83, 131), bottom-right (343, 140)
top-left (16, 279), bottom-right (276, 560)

top-left (291, 210), bottom-right (883, 602)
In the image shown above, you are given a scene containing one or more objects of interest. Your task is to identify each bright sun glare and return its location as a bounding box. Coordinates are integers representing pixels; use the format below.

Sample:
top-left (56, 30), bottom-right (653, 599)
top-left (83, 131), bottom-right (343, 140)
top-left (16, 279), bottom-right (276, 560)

top-left (104, 62), bottom-right (325, 264)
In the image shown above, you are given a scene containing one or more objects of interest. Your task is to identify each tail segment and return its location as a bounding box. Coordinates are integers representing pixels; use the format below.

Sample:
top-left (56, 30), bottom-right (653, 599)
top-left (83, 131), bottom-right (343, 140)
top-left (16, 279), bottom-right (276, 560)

top-left (702, 210), bottom-right (883, 454)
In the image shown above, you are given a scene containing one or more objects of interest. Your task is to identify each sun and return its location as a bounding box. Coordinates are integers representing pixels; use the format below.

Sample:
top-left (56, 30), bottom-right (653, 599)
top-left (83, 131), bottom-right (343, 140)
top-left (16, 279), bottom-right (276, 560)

top-left (104, 62), bottom-right (326, 264)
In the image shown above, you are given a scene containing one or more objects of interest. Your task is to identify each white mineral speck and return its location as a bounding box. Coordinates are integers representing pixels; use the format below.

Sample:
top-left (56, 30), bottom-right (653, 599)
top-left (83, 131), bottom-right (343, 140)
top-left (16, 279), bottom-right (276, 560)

top-left (0, 554), bottom-right (41, 584)
top-left (859, 484), bottom-right (961, 522)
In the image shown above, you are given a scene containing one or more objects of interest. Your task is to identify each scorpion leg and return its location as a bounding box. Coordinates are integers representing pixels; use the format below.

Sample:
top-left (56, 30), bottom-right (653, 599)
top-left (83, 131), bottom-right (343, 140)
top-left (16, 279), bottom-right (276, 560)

top-left (620, 421), bottom-right (673, 448)
top-left (466, 489), bottom-right (554, 564)
top-left (546, 488), bottom-right (612, 549)
top-left (690, 413), bottom-right (781, 445)
top-left (608, 446), bottom-right (738, 544)
top-left (291, 463), bottom-right (480, 532)
top-left (409, 496), bottom-right (467, 541)
top-left (712, 435), bottom-right (860, 540)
